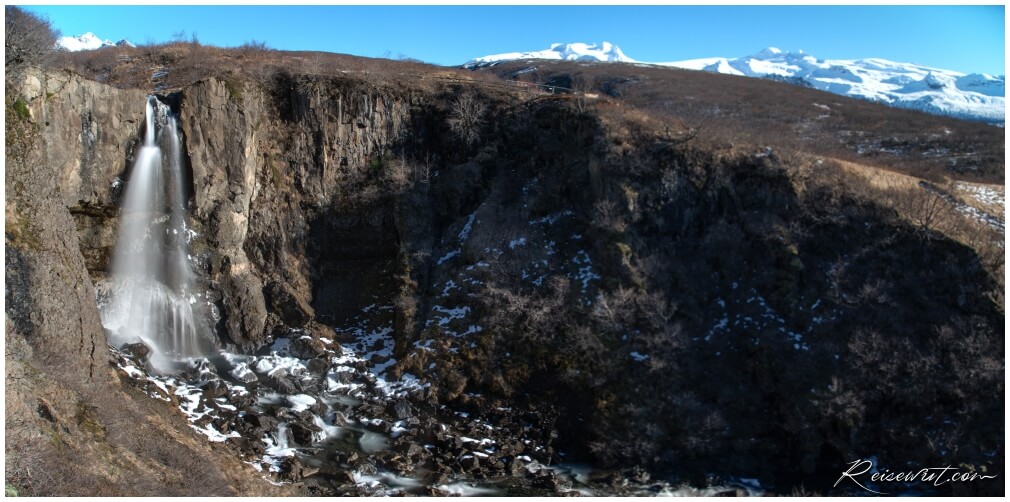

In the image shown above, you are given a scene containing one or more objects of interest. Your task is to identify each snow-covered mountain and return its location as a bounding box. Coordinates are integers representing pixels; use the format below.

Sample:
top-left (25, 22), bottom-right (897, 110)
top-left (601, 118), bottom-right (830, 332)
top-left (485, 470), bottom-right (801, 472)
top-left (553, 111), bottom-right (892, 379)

top-left (466, 43), bottom-right (1005, 124)
top-left (57, 32), bottom-right (134, 52)
top-left (466, 41), bottom-right (634, 67)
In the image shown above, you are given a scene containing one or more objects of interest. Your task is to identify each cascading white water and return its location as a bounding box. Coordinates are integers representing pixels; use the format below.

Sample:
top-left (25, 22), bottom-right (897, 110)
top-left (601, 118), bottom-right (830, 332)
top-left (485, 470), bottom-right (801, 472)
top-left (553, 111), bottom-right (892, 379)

top-left (102, 96), bottom-right (210, 372)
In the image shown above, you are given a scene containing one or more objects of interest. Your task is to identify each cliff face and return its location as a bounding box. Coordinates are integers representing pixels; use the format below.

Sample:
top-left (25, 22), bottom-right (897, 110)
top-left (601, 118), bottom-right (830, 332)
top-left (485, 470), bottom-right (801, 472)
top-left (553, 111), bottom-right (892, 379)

top-left (178, 78), bottom-right (269, 350)
top-left (7, 72), bottom-right (110, 384)
top-left (5, 70), bottom-right (295, 496)
top-left (36, 73), bottom-right (423, 352)
top-left (14, 66), bottom-right (1004, 494)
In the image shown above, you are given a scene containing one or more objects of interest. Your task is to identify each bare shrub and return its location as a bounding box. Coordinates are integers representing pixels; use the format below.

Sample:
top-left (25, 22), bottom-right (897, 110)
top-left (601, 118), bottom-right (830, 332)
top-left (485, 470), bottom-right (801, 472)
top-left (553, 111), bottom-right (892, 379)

top-left (238, 39), bottom-right (270, 56)
top-left (385, 154), bottom-right (411, 191)
top-left (590, 286), bottom-right (636, 331)
top-left (447, 92), bottom-right (486, 146)
top-left (889, 184), bottom-right (953, 231)
top-left (5, 6), bottom-right (59, 81)
top-left (412, 152), bottom-right (434, 192)
top-left (592, 198), bottom-right (626, 232)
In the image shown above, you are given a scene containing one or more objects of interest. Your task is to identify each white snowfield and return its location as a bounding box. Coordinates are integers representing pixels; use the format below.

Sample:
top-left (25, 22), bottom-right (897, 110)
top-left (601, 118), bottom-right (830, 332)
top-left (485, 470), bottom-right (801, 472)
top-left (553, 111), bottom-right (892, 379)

top-left (465, 41), bottom-right (633, 66)
top-left (56, 32), bottom-right (134, 52)
top-left (466, 43), bottom-right (1005, 125)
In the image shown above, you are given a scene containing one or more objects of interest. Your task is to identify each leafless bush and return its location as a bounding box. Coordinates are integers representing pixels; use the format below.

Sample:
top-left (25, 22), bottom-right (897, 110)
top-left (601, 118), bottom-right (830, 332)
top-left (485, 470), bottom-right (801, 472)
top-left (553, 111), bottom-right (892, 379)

top-left (5, 6), bottom-right (59, 81)
top-left (447, 92), bottom-right (486, 146)
top-left (385, 154), bottom-right (412, 191)
top-left (238, 39), bottom-right (270, 56)
top-left (890, 185), bottom-right (953, 231)
top-left (412, 152), bottom-right (434, 192)
top-left (592, 199), bottom-right (626, 232)
top-left (591, 286), bottom-right (636, 331)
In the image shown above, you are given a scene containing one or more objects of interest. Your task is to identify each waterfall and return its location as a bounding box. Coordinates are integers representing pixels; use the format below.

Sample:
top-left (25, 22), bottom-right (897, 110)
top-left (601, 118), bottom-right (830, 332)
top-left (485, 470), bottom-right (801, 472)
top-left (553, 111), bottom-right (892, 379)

top-left (102, 96), bottom-right (211, 372)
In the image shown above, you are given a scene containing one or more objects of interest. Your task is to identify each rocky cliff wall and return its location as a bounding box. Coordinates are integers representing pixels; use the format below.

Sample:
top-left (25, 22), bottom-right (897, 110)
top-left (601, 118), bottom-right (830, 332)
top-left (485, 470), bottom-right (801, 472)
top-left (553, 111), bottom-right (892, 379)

top-left (38, 72), bottom-right (430, 352)
top-left (5, 70), bottom-right (295, 496)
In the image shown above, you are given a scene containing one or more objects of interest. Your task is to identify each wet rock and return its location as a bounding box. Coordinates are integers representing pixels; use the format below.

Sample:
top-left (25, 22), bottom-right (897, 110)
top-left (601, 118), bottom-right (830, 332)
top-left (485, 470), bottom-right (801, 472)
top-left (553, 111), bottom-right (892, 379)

top-left (290, 335), bottom-right (327, 359)
top-left (306, 358), bottom-right (330, 375)
top-left (243, 412), bottom-right (279, 432)
top-left (183, 358), bottom-right (219, 381)
top-left (329, 368), bottom-right (353, 384)
top-left (378, 454), bottom-right (409, 472)
top-left (309, 400), bottom-right (328, 417)
top-left (228, 391), bottom-right (257, 410)
top-left (263, 372), bottom-right (299, 395)
top-left (459, 454), bottom-right (480, 472)
top-left (292, 408), bottom-right (315, 422)
top-left (295, 377), bottom-right (323, 396)
top-left (201, 379), bottom-right (229, 400)
top-left (405, 443), bottom-right (425, 459)
top-left (390, 400), bottom-right (413, 420)
top-left (484, 457), bottom-right (505, 472)
top-left (279, 456), bottom-right (306, 481)
top-left (230, 364), bottom-right (259, 384)
top-left (532, 469), bottom-right (572, 492)
top-left (289, 420), bottom-right (322, 445)
top-left (432, 469), bottom-right (452, 486)
top-left (331, 470), bottom-right (357, 484)
top-left (714, 489), bottom-right (746, 496)
top-left (356, 461), bottom-right (378, 476)
top-left (424, 486), bottom-right (446, 496)
top-left (509, 457), bottom-right (526, 477)
top-left (121, 342), bottom-right (152, 364)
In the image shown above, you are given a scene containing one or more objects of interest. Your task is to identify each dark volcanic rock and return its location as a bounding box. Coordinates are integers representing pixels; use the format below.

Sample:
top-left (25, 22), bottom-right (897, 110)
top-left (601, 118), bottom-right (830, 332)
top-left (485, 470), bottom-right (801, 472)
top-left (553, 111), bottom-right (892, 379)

top-left (289, 420), bottom-right (322, 446)
top-left (201, 379), bottom-right (229, 400)
top-left (289, 335), bottom-right (327, 360)
top-left (120, 342), bottom-right (152, 365)
top-left (305, 358), bottom-right (330, 375)
top-left (390, 400), bottom-right (413, 420)
top-left (266, 281), bottom-right (314, 328)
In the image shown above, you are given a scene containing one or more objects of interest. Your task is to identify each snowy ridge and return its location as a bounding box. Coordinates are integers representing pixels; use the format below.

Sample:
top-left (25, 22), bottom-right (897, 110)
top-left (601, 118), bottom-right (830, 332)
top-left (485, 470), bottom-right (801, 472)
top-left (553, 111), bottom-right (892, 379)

top-left (57, 32), bottom-right (134, 52)
top-left (656, 47), bottom-right (1005, 124)
top-left (466, 43), bottom-right (1004, 124)
top-left (465, 41), bottom-right (634, 68)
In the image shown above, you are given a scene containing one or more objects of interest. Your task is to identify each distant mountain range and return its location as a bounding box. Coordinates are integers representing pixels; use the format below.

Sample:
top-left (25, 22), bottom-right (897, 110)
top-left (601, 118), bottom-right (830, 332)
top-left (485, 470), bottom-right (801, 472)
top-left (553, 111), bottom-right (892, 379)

top-left (57, 32), bottom-right (134, 52)
top-left (466, 42), bottom-right (1005, 124)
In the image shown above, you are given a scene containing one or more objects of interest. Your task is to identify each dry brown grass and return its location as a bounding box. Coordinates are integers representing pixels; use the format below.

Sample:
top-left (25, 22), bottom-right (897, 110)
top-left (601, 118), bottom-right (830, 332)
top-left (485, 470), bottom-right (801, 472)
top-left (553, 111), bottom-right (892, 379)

top-left (475, 60), bottom-right (1005, 184)
top-left (53, 42), bottom-right (511, 98)
top-left (807, 156), bottom-right (1004, 295)
top-left (953, 181), bottom-right (1005, 217)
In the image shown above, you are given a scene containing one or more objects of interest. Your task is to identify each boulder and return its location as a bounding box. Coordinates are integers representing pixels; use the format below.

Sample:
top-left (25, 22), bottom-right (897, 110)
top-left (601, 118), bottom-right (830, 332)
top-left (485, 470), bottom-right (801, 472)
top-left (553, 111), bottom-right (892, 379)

top-left (120, 342), bottom-right (152, 365)
top-left (389, 400), bottom-right (413, 420)
top-left (289, 335), bottom-right (326, 360)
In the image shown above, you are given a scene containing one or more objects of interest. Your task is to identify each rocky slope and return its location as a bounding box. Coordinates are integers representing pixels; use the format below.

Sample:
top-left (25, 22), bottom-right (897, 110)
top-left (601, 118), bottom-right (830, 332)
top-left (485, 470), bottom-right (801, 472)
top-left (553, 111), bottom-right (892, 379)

top-left (6, 50), bottom-right (1005, 495)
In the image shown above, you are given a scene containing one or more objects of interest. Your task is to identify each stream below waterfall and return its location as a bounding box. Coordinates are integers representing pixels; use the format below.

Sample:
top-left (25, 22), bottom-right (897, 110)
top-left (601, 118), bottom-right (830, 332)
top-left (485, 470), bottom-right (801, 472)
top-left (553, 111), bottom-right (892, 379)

top-left (106, 313), bottom-right (765, 497)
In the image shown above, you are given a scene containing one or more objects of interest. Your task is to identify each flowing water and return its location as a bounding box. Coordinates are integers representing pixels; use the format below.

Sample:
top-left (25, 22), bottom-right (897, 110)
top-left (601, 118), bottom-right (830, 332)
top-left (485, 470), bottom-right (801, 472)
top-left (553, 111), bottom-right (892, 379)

top-left (101, 96), bottom-right (211, 372)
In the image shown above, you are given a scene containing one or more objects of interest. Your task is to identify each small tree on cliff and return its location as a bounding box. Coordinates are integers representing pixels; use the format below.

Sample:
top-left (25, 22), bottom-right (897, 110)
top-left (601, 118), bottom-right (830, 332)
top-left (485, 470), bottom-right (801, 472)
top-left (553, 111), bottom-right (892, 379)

top-left (447, 92), bottom-right (486, 147)
top-left (5, 6), bottom-right (59, 82)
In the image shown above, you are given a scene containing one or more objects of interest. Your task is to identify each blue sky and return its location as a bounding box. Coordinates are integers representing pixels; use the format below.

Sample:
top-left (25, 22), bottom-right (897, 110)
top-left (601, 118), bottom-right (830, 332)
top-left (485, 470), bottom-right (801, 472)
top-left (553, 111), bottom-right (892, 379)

top-left (24, 5), bottom-right (1005, 75)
